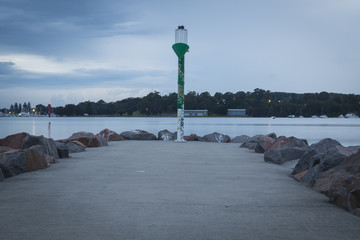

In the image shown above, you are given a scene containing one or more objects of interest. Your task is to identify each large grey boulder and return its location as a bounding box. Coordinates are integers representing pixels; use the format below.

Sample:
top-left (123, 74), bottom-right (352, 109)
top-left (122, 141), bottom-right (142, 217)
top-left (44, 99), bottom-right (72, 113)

top-left (230, 135), bottom-right (250, 143)
top-left (255, 137), bottom-right (276, 153)
top-left (0, 132), bottom-right (59, 159)
top-left (240, 135), bottom-right (274, 151)
top-left (0, 132), bottom-right (30, 148)
top-left (264, 136), bottom-right (309, 164)
top-left (22, 136), bottom-right (59, 159)
top-left (0, 146), bottom-right (53, 179)
top-left (67, 132), bottom-right (108, 147)
top-left (292, 138), bottom-right (343, 175)
top-left (55, 141), bottom-right (86, 154)
top-left (97, 129), bottom-right (125, 141)
top-left (302, 146), bottom-right (355, 186)
top-left (199, 132), bottom-right (230, 143)
top-left (240, 135), bottom-right (275, 150)
top-left (158, 129), bottom-right (176, 141)
top-left (292, 138), bottom-right (357, 186)
top-left (313, 150), bottom-right (360, 216)
top-left (120, 130), bottom-right (156, 140)
top-left (0, 150), bottom-right (26, 178)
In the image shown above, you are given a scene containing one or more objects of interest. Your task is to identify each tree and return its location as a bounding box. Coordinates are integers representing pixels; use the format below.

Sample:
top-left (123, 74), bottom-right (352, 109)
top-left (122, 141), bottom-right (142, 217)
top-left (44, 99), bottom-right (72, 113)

top-left (223, 92), bottom-right (235, 108)
top-left (161, 93), bottom-right (177, 113)
top-left (14, 103), bottom-right (18, 113)
top-left (10, 90), bottom-right (358, 117)
top-left (214, 92), bottom-right (223, 105)
top-left (138, 91), bottom-right (163, 115)
top-left (36, 104), bottom-right (47, 115)
top-left (64, 104), bottom-right (76, 116)
top-left (318, 91), bottom-right (329, 101)
top-left (214, 104), bottom-right (227, 115)
top-left (54, 106), bottom-right (65, 116)
top-left (23, 102), bottom-right (28, 112)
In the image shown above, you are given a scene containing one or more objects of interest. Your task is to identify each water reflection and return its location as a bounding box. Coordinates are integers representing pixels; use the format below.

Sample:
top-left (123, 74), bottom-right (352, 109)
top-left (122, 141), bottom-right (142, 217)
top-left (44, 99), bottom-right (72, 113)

top-left (268, 120), bottom-right (272, 134)
top-left (32, 119), bottom-right (36, 135)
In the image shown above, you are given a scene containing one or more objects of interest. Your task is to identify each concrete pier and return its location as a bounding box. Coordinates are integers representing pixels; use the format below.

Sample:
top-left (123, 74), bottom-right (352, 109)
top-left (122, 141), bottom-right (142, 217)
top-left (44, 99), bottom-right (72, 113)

top-left (1, 141), bottom-right (359, 240)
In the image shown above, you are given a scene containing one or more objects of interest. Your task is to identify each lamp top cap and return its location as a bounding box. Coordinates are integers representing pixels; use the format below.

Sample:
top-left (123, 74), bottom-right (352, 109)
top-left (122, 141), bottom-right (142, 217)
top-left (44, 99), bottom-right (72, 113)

top-left (178, 25), bottom-right (185, 29)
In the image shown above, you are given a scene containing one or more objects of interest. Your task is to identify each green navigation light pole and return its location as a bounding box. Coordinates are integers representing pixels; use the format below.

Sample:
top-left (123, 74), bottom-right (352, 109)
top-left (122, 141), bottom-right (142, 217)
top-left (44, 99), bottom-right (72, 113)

top-left (172, 25), bottom-right (189, 142)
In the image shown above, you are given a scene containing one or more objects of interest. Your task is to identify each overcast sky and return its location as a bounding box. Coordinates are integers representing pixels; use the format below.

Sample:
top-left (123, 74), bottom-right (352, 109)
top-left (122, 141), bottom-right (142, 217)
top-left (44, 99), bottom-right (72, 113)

top-left (1, 0), bottom-right (360, 108)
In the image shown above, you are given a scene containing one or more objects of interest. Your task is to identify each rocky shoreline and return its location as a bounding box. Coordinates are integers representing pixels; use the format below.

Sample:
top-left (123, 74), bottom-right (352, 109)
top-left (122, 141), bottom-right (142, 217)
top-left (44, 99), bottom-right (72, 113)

top-left (1, 129), bottom-right (359, 217)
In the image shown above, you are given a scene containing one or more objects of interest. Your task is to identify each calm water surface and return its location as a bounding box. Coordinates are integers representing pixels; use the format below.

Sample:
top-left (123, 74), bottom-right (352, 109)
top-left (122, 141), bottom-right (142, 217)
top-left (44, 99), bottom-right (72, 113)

top-left (1, 117), bottom-right (359, 146)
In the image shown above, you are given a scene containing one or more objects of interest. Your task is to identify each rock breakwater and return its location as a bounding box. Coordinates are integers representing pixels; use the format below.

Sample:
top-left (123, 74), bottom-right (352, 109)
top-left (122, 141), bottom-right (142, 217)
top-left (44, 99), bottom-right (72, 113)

top-left (1, 128), bottom-right (359, 217)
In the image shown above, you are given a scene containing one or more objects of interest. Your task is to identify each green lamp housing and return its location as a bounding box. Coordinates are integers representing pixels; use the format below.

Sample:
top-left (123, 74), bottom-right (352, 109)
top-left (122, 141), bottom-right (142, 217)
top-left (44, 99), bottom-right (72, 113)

top-left (172, 43), bottom-right (189, 59)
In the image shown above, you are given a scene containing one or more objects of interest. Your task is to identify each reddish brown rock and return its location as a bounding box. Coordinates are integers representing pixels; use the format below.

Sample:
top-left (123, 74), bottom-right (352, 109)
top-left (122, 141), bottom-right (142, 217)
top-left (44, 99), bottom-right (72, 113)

top-left (268, 136), bottom-right (307, 151)
top-left (24, 146), bottom-right (54, 171)
top-left (0, 132), bottom-right (29, 149)
top-left (67, 132), bottom-right (108, 147)
top-left (97, 129), bottom-right (125, 141)
top-left (0, 132), bottom-right (59, 159)
top-left (255, 137), bottom-right (276, 153)
top-left (294, 170), bottom-right (308, 182)
top-left (264, 136), bottom-right (309, 164)
top-left (184, 134), bottom-right (199, 141)
top-left (240, 135), bottom-right (275, 152)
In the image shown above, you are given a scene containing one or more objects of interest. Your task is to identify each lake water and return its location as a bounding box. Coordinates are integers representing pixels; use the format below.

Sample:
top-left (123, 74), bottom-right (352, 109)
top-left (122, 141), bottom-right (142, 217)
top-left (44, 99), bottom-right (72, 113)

top-left (0, 117), bottom-right (359, 146)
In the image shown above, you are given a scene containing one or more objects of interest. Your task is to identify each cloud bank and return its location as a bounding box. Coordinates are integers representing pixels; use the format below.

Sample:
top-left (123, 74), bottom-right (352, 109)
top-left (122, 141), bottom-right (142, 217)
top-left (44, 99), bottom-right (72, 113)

top-left (1, 0), bottom-right (359, 108)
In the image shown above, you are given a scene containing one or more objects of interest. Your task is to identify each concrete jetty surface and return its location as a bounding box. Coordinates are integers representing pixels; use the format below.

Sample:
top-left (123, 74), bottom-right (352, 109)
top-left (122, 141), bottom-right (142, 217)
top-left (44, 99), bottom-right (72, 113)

top-left (1, 141), bottom-right (359, 240)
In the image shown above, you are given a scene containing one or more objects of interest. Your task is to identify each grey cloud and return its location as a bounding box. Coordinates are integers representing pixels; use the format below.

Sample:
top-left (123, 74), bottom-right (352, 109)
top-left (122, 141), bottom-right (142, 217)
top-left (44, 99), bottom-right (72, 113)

top-left (0, 0), bottom-right (149, 56)
top-left (1, 0), bottom-right (360, 108)
top-left (0, 62), bottom-right (15, 74)
top-left (0, 62), bottom-right (172, 90)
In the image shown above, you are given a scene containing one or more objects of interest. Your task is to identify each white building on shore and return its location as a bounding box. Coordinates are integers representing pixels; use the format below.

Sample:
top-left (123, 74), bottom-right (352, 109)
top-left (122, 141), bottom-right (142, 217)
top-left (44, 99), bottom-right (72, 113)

top-left (227, 109), bottom-right (246, 116)
top-left (184, 110), bottom-right (208, 117)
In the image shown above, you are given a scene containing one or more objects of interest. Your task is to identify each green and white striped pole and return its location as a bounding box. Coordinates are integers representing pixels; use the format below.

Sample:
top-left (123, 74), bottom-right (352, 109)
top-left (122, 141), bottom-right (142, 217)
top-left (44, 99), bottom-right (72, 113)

top-left (172, 26), bottom-right (189, 142)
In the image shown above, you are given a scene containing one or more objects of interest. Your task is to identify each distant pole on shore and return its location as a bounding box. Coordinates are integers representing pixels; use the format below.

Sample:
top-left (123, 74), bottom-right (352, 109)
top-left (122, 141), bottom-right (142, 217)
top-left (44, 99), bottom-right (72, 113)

top-left (48, 104), bottom-right (51, 120)
top-left (172, 25), bottom-right (189, 142)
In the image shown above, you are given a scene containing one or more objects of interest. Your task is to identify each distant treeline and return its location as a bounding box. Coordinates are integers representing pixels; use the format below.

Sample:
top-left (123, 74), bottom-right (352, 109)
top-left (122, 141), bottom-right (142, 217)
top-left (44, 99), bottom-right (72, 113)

top-left (4, 89), bottom-right (360, 117)
top-left (7, 102), bottom-right (32, 114)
